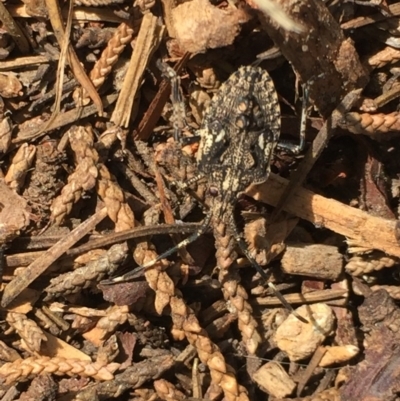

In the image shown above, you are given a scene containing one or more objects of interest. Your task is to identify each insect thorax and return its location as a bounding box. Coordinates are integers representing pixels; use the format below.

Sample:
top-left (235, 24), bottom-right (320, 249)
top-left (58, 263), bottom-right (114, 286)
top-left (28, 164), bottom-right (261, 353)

top-left (196, 66), bottom-right (281, 222)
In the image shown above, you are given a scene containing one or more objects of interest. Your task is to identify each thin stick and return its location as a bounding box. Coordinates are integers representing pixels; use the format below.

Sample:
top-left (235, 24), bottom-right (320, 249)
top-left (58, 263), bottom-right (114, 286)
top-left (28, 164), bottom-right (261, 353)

top-left (103, 216), bottom-right (211, 284)
top-left (248, 174), bottom-right (400, 258)
top-left (1, 208), bottom-right (108, 308)
top-left (6, 222), bottom-right (203, 267)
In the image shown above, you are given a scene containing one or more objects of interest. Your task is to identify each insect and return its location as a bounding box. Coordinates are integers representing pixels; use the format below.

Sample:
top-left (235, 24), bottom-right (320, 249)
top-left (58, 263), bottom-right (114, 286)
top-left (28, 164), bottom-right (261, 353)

top-left (195, 65), bottom-right (280, 251)
top-left (108, 65), bottom-right (303, 319)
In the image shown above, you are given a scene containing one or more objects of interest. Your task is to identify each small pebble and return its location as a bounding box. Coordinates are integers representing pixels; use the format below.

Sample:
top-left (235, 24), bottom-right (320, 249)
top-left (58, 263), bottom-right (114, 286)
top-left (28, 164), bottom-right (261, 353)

top-left (274, 303), bottom-right (335, 361)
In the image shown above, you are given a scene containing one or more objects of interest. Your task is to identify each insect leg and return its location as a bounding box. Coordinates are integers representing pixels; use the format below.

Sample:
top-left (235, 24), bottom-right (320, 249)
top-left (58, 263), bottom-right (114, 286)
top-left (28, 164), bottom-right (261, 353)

top-left (157, 59), bottom-right (189, 141)
top-left (277, 82), bottom-right (309, 154)
top-left (230, 219), bottom-right (308, 323)
top-left (103, 213), bottom-right (212, 284)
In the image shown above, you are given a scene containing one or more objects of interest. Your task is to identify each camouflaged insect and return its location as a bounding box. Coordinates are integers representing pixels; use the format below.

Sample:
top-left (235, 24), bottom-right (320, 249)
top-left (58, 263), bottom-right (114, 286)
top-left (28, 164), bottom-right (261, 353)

top-left (195, 65), bottom-right (282, 353)
top-left (108, 65), bottom-right (304, 352)
top-left (197, 66), bottom-right (281, 229)
top-left (110, 65), bottom-right (281, 280)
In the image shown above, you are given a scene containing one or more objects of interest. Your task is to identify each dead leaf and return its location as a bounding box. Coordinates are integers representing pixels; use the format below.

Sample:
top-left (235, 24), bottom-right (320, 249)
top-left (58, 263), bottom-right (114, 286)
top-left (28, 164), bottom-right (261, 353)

top-left (340, 289), bottom-right (400, 401)
top-left (0, 73), bottom-right (23, 98)
top-left (0, 181), bottom-right (30, 245)
top-left (171, 0), bottom-right (251, 54)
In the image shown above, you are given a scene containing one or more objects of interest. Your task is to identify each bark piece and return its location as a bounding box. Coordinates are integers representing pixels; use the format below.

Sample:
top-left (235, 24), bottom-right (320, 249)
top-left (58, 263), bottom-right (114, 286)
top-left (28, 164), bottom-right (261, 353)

top-left (257, 0), bottom-right (368, 117)
top-left (253, 361), bottom-right (296, 398)
top-left (18, 374), bottom-right (57, 401)
top-left (74, 354), bottom-right (175, 399)
top-left (281, 243), bottom-right (343, 281)
top-left (340, 289), bottom-right (400, 401)
top-left (247, 173), bottom-right (400, 258)
top-left (110, 12), bottom-right (164, 127)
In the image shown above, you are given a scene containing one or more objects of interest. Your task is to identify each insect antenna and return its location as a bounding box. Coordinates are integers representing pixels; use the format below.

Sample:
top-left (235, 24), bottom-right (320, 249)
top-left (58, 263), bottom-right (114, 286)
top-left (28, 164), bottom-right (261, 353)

top-left (103, 212), bottom-right (212, 284)
top-left (229, 218), bottom-right (308, 324)
top-left (276, 82), bottom-right (308, 155)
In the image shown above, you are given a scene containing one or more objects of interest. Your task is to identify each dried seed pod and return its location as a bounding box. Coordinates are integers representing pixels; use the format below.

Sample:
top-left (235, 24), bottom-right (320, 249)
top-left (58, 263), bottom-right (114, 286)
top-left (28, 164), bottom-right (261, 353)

top-left (74, 249), bottom-right (107, 266)
top-left (154, 379), bottom-right (186, 401)
top-left (22, 139), bottom-right (66, 226)
top-left (97, 164), bottom-right (135, 231)
top-left (50, 126), bottom-right (99, 224)
top-left (69, 125), bottom-right (98, 164)
top-left (6, 312), bottom-right (46, 354)
top-left (5, 144), bottom-right (36, 193)
top-left (74, 22), bottom-right (134, 106)
top-left (84, 305), bottom-right (130, 343)
top-left (218, 266), bottom-right (262, 355)
top-left (345, 253), bottom-right (398, 276)
top-left (0, 356), bottom-right (119, 384)
top-left (50, 159), bottom-right (98, 224)
top-left (135, 245), bottom-right (249, 401)
top-left (0, 116), bottom-right (12, 154)
top-left (344, 111), bottom-right (400, 135)
top-left (44, 243), bottom-right (128, 300)
top-left (73, 0), bottom-right (125, 5)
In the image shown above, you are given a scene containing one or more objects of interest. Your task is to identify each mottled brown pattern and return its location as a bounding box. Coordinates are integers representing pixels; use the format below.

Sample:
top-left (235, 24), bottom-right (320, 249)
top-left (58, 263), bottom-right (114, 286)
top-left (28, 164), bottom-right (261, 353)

top-left (198, 66), bottom-right (280, 226)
